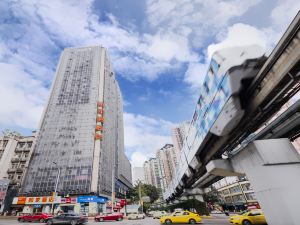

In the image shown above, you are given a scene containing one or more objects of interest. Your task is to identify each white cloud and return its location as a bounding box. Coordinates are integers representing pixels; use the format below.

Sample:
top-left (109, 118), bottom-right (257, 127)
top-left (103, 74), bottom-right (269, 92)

top-left (270, 0), bottom-right (300, 32)
top-left (130, 152), bottom-right (148, 167)
top-left (1, 0), bottom-right (299, 137)
top-left (0, 62), bottom-right (48, 129)
top-left (124, 112), bottom-right (177, 165)
top-left (146, 0), bottom-right (263, 48)
top-left (145, 33), bottom-right (198, 62)
top-left (183, 23), bottom-right (270, 90)
top-left (184, 62), bottom-right (208, 90)
top-left (207, 23), bottom-right (267, 57)
top-left (183, 7), bottom-right (300, 90)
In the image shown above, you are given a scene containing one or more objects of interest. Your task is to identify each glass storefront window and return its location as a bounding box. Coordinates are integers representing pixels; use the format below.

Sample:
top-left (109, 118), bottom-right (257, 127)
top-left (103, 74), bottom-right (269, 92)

top-left (223, 189), bottom-right (230, 195)
top-left (232, 194), bottom-right (245, 203)
top-left (61, 205), bottom-right (75, 213)
top-left (80, 203), bottom-right (89, 214)
top-left (246, 192), bottom-right (256, 200)
top-left (242, 183), bottom-right (252, 191)
top-left (229, 186), bottom-right (241, 193)
top-left (225, 197), bottom-right (232, 203)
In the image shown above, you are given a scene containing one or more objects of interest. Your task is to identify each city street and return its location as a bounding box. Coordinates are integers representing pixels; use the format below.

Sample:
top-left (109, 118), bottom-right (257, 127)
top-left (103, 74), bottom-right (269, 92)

top-left (0, 217), bottom-right (231, 225)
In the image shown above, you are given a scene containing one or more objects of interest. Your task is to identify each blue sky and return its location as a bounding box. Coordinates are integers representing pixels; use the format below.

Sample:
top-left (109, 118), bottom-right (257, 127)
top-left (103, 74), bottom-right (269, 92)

top-left (0, 0), bottom-right (299, 167)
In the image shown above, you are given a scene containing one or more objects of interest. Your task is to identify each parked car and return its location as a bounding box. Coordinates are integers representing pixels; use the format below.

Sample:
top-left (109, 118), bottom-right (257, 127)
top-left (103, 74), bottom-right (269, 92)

top-left (229, 209), bottom-right (267, 225)
top-left (94, 213), bottom-right (123, 222)
top-left (153, 211), bottom-right (168, 219)
top-left (160, 210), bottom-right (202, 224)
top-left (127, 212), bottom-right (145, 220)
top-left (147, 211), bottom-right (155, 217)
top-left (46, 213), bottom-right (87, 225)
top-left (18, 212), bottom-right (53, 223)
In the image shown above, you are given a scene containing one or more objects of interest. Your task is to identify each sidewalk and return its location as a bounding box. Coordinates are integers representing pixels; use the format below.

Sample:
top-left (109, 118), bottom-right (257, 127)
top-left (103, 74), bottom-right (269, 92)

top-left (0, 216), bottom-right (18, 220)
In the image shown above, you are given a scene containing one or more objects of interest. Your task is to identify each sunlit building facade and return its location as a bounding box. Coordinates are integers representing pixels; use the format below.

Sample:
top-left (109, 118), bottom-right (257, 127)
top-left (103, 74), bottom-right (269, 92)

top-left (132, 167), bottom-right (145, 185)
top-left (143, 158), bottom-right (161, 190)
top-left (19, 46), bottom-right (131, 214)
top-left (171, 122), bottom-right (189, 156)
top-left (0, 132), bottom-right (36, 213)
top-left (212, 176), bottom-right (259, 211)
top-left (156, 144), bottom-right (177, 192)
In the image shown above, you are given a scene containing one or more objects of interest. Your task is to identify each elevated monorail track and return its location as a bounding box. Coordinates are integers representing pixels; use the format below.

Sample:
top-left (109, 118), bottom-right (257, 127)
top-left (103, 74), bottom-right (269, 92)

top-left (166, 12), bottom-right (300, 200)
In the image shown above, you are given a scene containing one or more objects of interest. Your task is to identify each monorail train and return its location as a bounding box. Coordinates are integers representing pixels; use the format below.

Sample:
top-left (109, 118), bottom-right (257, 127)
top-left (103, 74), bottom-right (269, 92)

top-left (164, 45), bottom-right (266, 200)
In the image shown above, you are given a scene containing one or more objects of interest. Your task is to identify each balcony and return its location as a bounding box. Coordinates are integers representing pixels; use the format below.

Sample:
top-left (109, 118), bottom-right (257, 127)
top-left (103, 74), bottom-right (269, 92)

top-left (15, 148), bottom-right (30, 152)
top-left (20, 157), bottom-right (28, 162)
top-left (16, 168), bottom-right (24, 173)
top-left (7, 168), bottom-right (16, 173)
top-left (10, 179), bottom-right (19, 185)
top-left (11, 157), bottom-right (20, 162)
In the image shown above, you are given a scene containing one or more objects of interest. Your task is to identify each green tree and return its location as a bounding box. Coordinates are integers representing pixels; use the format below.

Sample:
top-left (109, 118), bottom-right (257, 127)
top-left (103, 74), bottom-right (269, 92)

top-left (203, 186), bottom-right (222, 204)
top-left (142, 184), bottom-right (160, 203)
top-left (127, 183), bottom-right (160, 204)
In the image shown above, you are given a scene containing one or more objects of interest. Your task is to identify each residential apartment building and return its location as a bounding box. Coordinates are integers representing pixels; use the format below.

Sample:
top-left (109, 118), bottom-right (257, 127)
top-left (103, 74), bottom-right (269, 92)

top-left (156, 144), bottom-right (177, 192)
top-left (0, 132), bottom-right (36, 212)
top-left (18, 46), bottom-right (131, 215)
top-left (143, 158), bottom-right (162, 190)
top-left (0, 132), bottom-right (36, 187)
top-left (171, 122), bottom-right (189, 155)
top-left (213, 176), bottom-right (259, 211)
top-left (143, 144), bottom-right (178, 193)
top-left (132, 167), bottom-right (145, 185)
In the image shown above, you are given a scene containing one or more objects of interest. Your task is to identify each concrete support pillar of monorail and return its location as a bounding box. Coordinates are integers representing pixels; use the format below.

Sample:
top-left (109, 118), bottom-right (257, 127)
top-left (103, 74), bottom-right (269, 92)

top-left (182, 188), bottom-right (204, 202)
top-left (207, 138), bottom-right (300, 225)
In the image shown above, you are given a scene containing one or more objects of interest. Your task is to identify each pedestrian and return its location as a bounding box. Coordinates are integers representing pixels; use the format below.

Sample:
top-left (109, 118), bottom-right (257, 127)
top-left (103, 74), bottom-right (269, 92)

top-left (224, 209), bottom-right (229, 216)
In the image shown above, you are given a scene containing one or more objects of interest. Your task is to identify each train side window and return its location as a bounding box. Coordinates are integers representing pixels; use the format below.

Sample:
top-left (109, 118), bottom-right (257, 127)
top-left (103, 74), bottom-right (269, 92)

top-left (208, 67), bottom-right (214, 78)
top-left (191, 111), bottom-right (198, 125)
top-left (204, 82), bottom-right (209, 93)
top-left (211, 59), bottom-right (220, 73)
top-left (198, 95), bottom-right (204, 107)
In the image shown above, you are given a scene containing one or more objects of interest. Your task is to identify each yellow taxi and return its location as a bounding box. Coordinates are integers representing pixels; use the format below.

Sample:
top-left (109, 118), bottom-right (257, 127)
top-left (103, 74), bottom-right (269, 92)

top-left (230, 209), bottom-right (267, 225)
top-left (160, 210), bottom-right (202, 224)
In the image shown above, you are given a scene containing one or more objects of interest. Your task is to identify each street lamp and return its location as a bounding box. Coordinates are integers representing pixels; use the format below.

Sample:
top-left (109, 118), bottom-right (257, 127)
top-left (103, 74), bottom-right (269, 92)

top-left (51, 162), bottom-right (61, 215)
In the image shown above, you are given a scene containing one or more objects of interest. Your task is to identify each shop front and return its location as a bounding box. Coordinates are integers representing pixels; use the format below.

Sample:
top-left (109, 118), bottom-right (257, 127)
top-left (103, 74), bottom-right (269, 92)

top-left (12, 196), bottom-right (61, 214)
top-left (77, 195), bottom-right (107, 216)
top-left (59, 197), bottom-right (77, 214)
top-left (12, 195), bottom-right (108, 216)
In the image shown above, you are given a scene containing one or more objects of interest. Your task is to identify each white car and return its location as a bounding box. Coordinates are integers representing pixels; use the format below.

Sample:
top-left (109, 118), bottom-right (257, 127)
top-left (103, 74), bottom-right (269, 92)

top-left (153, 211), bottom-right (168, 219)
top-left (127, 212), bottom-right (145, 220)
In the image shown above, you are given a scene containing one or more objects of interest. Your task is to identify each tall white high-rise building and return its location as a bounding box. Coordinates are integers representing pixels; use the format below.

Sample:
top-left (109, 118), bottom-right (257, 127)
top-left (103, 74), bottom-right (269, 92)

top-left (143, 144), bottom-right (178, 193)
top-left (156, 144), bottom-right (177, 192)
top-left (21, 46), bottom-right (132, 198)
top-left (172, 122), bottom-right (189, 155)
top-left (132, 167), bottom-right (145, 185)
top-left (143, 158), bottom-right (161, 190)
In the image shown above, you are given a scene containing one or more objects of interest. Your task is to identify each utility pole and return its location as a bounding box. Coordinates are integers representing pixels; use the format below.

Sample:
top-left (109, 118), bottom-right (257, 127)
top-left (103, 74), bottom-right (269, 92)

top-left (124, 191), bottom-right (127, 216)
top-left (138, 181), bottom-right (143, 213)
top-left (52, 162), bottom-right (60, 215)
top-left (111, 165), bottom-right (115, 212)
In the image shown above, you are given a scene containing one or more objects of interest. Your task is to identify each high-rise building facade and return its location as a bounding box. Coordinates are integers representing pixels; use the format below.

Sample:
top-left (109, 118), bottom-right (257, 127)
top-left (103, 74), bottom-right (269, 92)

top-left (0, 132), bottom-right (36, 213)
top-left (171, 122), bottom-right (189, 156)
top-left (0, 132), bottom-right (36, 183)
top-left (143, 144), bottom-right (178, 193)
top-left (21, 46), bottom-right (131, 199)
top-left (132, 167), bottom-right (145, 185)
top-left (143, 158), bottom-right (161, 190)
top-left (212, 176), bottom-right (259, 211)
top-left (156, 144), bottom-right (177, 192)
